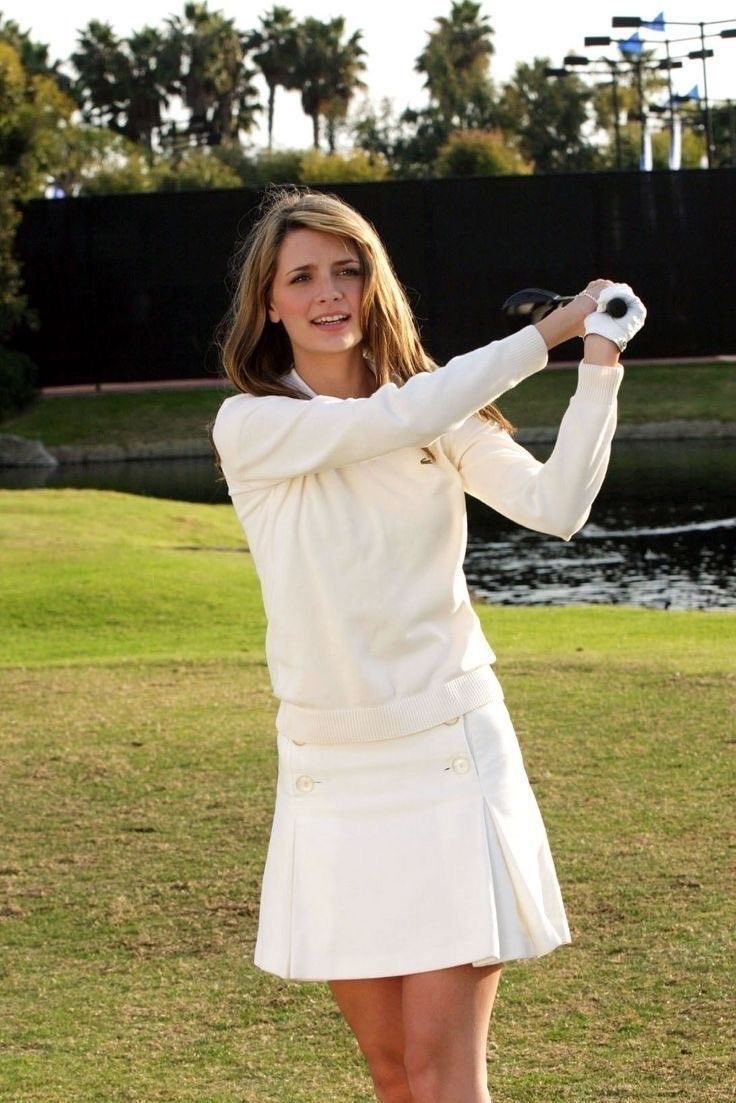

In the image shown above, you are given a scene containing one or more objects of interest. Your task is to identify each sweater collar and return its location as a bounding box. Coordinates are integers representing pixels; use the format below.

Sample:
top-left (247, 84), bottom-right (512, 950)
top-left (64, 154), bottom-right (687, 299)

top-left (286, 366), bottom-right (317, 396)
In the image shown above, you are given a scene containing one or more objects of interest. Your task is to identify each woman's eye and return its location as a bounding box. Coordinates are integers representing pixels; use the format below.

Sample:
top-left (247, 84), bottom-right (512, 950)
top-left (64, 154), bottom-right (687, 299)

top-left (341, 268), bottom-right (362, 278)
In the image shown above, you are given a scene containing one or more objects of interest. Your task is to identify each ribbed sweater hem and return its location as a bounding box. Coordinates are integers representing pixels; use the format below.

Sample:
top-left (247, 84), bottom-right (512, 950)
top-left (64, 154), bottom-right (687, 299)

top-left (275, 664), bottom-right (505, 745)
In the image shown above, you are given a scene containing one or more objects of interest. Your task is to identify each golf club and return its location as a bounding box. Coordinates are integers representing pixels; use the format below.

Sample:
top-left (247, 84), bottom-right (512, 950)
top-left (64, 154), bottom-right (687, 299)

top-left (501, 287), bottom-right (628, 326)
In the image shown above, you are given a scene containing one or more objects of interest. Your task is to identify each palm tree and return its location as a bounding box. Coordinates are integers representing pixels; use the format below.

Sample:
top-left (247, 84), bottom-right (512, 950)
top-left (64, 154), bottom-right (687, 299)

top-left (415, 0), bottom-right (495, 129)
top-left (71, 21), bottom-right (126, 132)
top-left (167, 2), bottom-right (260, 147)
top-left (122, 27), bottom-right (180, 149)
top-left (71, 21), bottom-right (179, 149)
top-left (295, 17), bottom-right (366, 151)
top-left (246, 6), bottom-right (300, 151)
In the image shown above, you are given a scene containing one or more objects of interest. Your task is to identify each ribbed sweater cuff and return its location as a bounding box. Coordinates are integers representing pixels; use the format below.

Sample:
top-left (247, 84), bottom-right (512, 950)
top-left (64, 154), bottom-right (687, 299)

top-left (511, 324), bottom-right (550, 374)
top-left (576, 361), bottom-right (625, 403)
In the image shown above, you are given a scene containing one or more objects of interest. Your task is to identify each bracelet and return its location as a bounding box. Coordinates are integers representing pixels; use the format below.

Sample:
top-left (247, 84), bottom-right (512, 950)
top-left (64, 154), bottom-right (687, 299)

top-left (579, 290), bottom-right (599, 306)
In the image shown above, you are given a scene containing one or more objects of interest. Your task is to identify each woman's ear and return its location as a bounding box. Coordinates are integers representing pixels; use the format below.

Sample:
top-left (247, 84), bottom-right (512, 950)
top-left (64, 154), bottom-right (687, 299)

top-left (267, 303), bottom-right (280, 324)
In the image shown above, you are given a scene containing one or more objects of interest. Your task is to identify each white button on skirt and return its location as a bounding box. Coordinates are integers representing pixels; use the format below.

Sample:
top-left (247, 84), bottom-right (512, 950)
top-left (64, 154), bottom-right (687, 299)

top-left (254, 698), bottom-right (572, 981)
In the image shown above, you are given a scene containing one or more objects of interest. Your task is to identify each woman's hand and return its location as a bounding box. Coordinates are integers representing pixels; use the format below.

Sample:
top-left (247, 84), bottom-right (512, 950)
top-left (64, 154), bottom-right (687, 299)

top-left (534, 279), bottom-right (646, 367)
top-left (534, 279), bottom-right (615, 351)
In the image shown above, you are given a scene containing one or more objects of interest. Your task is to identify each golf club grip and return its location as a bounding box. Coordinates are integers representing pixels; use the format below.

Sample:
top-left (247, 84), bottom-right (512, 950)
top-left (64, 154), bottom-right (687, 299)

top-left (605, 297), bottom-right (628, 319)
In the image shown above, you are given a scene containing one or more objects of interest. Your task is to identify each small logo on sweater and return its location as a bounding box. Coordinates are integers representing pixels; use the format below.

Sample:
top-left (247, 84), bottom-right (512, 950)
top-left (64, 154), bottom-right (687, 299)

top-left (420, 457), bottom-right (433, 464)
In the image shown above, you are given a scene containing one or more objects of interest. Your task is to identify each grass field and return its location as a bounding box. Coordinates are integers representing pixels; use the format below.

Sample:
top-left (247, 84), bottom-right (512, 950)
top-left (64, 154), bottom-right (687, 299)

top-left (1, 490), bottom-right (734, 1102)
top-left (1, 361), bottom-right (734, 450)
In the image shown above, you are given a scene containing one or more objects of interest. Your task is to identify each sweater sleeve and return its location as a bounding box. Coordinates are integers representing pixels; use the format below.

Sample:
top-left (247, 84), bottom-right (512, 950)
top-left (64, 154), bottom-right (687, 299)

top-left (212, 325), bottom-right (548, 485)
top-left (442, 361), bottom-right (624, 541)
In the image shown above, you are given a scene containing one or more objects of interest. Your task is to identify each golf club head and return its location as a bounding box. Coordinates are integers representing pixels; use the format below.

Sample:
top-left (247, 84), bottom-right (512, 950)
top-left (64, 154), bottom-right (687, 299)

top-left (500, 287), bottom-right (570, 326)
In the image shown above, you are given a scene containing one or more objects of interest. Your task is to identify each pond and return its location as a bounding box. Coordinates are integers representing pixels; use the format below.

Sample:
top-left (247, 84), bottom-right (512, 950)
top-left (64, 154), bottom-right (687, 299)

top-left (3, 439), bottom-right (735, 611)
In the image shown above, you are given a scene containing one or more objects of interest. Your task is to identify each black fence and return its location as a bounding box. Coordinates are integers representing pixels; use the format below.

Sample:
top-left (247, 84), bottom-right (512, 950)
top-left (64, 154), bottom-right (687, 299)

top-left (14, 169), bottom-right (736, 387)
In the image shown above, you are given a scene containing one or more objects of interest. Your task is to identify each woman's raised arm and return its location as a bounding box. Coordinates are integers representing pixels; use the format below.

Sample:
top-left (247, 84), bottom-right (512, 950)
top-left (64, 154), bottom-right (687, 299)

top-left (213, 325), bottom-right (548, 486)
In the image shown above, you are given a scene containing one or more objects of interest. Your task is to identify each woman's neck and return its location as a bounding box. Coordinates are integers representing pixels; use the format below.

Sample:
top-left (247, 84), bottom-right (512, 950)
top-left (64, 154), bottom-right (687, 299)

top-left (293, 350), bottom-right (377, 399)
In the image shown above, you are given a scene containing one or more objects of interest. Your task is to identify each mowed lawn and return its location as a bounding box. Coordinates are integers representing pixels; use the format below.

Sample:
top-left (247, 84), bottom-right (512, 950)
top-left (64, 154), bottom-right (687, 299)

top-left (0, 489), bottom-right (733, 1103)
top-left (1, 360), bottom-right (734, 450)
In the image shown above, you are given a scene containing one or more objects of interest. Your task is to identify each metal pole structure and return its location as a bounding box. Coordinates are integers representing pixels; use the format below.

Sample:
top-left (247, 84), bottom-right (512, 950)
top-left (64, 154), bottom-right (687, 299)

top-left (610, 62), bottom-right (623, 169)
top-left (664, 40), bottom-right (676, 158)
top-left (635, 56), bottom-right (646, 168)
top-left (698, 22), bottom-right (713, 167)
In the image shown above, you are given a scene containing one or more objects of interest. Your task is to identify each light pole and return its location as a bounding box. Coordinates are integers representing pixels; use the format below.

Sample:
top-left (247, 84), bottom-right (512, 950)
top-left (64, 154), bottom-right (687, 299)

top-left (585, 34), bottom-right (693, 168)
top-left (563, 54), bottom-right (624, 169)
top-left (611, 16), bottom-right (736, 167)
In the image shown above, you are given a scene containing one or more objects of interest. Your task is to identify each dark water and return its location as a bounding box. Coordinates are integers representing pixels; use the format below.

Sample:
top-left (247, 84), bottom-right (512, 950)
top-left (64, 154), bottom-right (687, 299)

top-left (3, 440), bottom-right (735, 611)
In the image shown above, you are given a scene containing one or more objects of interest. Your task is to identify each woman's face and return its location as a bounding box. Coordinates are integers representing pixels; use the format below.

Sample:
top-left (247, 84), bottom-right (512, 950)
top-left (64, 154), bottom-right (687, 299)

top-left (267, 228), bottom-right (365, 363)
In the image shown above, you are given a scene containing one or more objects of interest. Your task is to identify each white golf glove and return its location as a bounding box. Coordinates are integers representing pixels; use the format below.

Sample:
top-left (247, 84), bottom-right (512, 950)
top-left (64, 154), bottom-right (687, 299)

top-left (583, 283), bottom-right (647, 352)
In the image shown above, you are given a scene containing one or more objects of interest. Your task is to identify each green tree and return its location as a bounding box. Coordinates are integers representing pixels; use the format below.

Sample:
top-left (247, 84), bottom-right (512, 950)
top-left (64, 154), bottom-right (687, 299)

top-left (246, 6), bottom-right (300, 151)
top-left (591, 53), bottom-right (668, 134)
top-left (415, 1), bottom-right (495, 130)
top-left (0, 39), bottom-right (74, 338)
top-left (167, 2), bottom-right (260, 147)
top-left (498, 58), bottom-right (596, 172)
top-left (708, 101), bottom-right (734, 168)
top-left (598, 117), bottom-right (705, 170)
top-left (0, 13), bottom-right (71, 92)
top-left (434, 129), bottom-right (531, 176)
top-left (295, 16), bottom-right (366, 151)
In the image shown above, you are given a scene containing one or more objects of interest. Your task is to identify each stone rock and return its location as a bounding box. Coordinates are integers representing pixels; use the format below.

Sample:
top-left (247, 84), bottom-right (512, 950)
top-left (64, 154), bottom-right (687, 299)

top-left (0, 434), bottom-right (58, 467)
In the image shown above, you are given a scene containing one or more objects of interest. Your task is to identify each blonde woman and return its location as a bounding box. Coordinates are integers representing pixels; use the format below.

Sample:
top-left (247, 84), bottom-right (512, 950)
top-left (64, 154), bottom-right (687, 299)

top-left (212, 185), bottom-right (646, 1103)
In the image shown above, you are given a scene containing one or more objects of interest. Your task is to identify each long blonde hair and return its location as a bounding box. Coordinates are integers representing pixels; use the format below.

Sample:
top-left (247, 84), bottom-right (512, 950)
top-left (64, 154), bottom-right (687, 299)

top-left (215, 185), bottom-right (515, 461)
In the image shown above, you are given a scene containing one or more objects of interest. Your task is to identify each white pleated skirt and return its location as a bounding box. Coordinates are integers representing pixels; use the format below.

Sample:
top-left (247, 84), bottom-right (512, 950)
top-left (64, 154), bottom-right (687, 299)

top-left (254, 697), bottom-right (571, 981)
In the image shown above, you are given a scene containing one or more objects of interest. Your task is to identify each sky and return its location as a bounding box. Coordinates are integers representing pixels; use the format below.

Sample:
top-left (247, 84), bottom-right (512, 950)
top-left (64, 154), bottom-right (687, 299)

top-left (2, 1), bottom-right (735, 148)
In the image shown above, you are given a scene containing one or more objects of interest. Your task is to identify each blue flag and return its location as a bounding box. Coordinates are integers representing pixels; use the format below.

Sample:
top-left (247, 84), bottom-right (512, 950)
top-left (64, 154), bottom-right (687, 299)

top-left (684, 84), bottom-right (699, 100)
top-left (619, 31), bottom-right (643, 54)
top-left (643, 12), bottom-right (666, 32)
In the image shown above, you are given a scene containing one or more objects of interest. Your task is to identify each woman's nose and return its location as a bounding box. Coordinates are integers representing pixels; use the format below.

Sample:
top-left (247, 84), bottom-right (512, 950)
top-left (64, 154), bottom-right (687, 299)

top-left (316, 278), bottom-right (342, 301)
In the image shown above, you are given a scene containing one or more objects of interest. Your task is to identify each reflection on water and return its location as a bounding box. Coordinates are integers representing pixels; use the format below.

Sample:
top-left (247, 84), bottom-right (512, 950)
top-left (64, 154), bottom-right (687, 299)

top-left (465, 516), bottom-right (735, 610)
top-left (2, 439), bottom-right (735, 611)
top-left (465, 439), bottom-right (736, 611)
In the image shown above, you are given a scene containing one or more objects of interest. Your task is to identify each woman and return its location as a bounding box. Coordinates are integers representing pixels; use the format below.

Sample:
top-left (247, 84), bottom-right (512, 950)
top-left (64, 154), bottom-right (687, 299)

top-left (212, 185), bottom-right (646, 1103)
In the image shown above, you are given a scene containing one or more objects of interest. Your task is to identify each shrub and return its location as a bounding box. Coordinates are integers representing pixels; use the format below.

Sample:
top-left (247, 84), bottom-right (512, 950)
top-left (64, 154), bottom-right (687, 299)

top-left (249, 149), bottom-right (306, 185)
top-left (434, 129), bottom-right (532, 177)
top-left (0, 346), bottom-right (38, 421)
top-left (300, 149), bottom-right (390, 183)
top-left (152, 149), bottom-right (242, 191)
top-left (78, 147), bottom-right (155, 195)
top-left (213, 147), bottom-right (305, 186)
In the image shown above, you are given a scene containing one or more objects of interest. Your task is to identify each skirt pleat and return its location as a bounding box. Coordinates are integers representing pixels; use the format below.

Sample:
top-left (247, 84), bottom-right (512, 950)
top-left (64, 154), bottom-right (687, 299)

top-left (254, 697), bottom-right (571, 981)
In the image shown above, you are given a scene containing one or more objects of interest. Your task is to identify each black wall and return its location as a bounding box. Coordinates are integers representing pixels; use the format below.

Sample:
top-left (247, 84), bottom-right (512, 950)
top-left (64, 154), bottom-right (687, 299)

top-left (14, 169), bottom-right (736, 387)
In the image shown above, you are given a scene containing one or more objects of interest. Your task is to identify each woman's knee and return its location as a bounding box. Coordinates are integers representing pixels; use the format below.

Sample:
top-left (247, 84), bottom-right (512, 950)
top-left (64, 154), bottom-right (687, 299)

top-left (403, 1039), bottom-right (487, 1103)
top-left (403, 1040), bottom-right (447, 1101)
top-left (361, 1042), bottom-right (411, 1102)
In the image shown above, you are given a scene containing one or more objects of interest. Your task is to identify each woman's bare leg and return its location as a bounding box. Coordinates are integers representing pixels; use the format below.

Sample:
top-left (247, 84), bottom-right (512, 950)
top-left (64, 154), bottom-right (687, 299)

top-left (401, 962), bottom-right (503, 1103)
top-left (328, 977), bottom-right (414, 1103)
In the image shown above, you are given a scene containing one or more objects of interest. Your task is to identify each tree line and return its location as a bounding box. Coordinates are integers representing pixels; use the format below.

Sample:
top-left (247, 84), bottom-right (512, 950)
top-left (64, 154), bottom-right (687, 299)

top-left (0, 0), bottom-right (728, 402)
top-left (2, 0), bottom-right (724, 199)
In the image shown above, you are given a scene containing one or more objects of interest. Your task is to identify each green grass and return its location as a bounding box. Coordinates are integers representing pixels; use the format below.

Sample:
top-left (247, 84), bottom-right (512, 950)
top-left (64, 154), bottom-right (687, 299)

top-left (1, 361), bottom-right (734, 450)
top-left (502, 361), bottom-right (736, 428)
top-left (1, 489), bottom-right (734, 1102)
top-left (0, 389), bottom-right (229, 448)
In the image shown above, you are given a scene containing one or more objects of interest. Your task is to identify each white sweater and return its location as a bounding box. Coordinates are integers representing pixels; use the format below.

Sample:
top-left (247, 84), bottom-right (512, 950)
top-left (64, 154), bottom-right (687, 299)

top-left (213, 325), bottom-right (623, 745)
